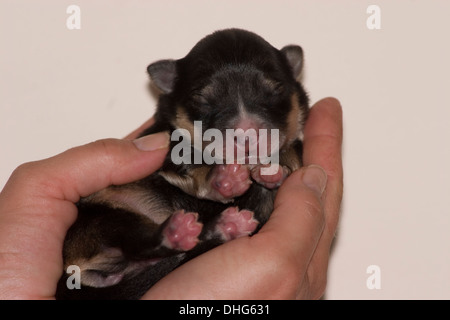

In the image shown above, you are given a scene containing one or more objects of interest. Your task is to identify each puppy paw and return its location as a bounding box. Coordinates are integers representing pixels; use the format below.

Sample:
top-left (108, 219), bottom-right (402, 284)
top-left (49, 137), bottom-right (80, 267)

top-left (251, 164), bottom-right (289, 189)
top-left (162, 210), bottom-right (203, 251)
top-left (216, 207), bottom-right (259, 241)
top-left (210, 164), bottom-right (252, 200)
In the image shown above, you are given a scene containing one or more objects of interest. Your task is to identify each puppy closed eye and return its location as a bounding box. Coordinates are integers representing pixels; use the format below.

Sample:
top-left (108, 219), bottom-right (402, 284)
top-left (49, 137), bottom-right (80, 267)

top-left (192, 94), bottom-right (212, 109)
top-left (261, 80), bottom-right (285, 98)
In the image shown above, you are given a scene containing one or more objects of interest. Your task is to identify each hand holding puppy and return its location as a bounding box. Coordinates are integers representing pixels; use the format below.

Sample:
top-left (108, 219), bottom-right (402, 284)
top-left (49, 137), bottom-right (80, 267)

top-left (143, 97), bottom-right (343, 299)
top-left (0, 97), bottom-right (342, 299)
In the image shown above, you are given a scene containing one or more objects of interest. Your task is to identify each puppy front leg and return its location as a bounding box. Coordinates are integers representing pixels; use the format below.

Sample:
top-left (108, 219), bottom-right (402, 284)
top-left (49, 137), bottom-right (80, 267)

top-left (250, 140), bottom-right (303, 189)
top-left (159, 164), bottom-right (252, 203)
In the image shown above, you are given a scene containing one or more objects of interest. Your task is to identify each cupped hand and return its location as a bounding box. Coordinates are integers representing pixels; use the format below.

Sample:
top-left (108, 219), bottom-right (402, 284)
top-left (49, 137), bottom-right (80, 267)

top-left (142, 97), bottom-right (343, 299)
top-left (0, 97), bottom-right (342, 300)
top-left (0, 133), bottom-right (169, 299)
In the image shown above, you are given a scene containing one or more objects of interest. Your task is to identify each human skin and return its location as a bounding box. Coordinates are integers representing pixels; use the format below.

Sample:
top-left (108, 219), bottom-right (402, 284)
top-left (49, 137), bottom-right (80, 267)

top-left (0, 97), bottom-right (342, 299)
top-left (143, 97), bottom-right (343, 299)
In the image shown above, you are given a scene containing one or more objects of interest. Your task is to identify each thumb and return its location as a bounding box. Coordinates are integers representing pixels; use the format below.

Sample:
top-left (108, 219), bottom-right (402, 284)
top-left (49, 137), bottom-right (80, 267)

top-left (0, 131), bottom-right (170, 241)
top-left (48, 132), bottom-right (170, 202)
top-left (258, 165), bottom-right (327, 270)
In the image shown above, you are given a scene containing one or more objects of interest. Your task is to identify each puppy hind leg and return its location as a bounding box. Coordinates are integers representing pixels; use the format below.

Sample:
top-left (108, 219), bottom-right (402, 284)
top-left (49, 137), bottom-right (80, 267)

top-left (160, 210), bottom-right (203, 251)
top-left (214, 207), bottom-right (259, 241)
top-left (64, 205), bottom-right (169, 289)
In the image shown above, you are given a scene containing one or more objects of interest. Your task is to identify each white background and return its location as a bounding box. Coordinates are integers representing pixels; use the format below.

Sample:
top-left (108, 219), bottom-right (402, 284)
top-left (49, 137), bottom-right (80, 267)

top-left (1, 0), bottom-right (449, 299)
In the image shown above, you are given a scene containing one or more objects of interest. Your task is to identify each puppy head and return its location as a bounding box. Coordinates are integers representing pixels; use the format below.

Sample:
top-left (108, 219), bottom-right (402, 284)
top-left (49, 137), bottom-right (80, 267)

top-left (148, 29), bottom-right (309, 161)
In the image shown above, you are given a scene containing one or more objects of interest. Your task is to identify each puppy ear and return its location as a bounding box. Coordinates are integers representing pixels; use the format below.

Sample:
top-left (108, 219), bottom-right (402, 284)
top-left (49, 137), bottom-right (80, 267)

top-left (147, 59), bottom-right (177, 94)
top-left (281, 45), bottom-right (304, 79)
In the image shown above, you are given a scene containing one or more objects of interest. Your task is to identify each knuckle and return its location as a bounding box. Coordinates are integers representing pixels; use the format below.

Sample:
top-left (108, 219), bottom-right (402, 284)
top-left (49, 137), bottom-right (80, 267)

top-left (10, 161), bottom-right (42, 182)
top-left (89, 138), bottom-right (124, 166)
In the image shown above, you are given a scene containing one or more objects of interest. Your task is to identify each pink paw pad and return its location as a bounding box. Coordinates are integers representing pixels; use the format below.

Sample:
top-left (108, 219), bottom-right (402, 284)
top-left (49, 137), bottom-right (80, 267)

top-left (251, 164), bottom-right (289, 189)
top-left (216, 207), bottom-right (259, 241)
top-left (211, 164), bottom-right (252, 198)
top-left (162, 210), bottom-right (203, 251)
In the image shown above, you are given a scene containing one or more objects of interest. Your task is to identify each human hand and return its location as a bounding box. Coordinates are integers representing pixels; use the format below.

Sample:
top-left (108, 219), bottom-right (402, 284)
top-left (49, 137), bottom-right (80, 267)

top-left (0, 132), bottom-right (169, 299)
top-left (0, 97), bottom-right (342, 300)
top-left (142, 97), bottom-right (343, 299)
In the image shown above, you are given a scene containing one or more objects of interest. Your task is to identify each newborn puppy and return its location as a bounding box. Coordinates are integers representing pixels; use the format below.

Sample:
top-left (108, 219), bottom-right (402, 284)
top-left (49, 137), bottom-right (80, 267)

top-left (56, 28), bottom-right (309, 299)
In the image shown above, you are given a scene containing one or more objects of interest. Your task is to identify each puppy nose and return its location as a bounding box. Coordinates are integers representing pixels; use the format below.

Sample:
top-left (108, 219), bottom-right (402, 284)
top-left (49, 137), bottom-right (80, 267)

top-left (234, 136), bottom-right (253, 154)
top-left (234, 118), bottom-right (260, 133)
top-left (233, 119), bottom-right (261, 159)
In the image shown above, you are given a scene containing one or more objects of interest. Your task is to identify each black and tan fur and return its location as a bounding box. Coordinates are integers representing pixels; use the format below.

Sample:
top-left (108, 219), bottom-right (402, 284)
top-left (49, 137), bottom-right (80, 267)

top-left (56, 29), bottom-right (309, 299)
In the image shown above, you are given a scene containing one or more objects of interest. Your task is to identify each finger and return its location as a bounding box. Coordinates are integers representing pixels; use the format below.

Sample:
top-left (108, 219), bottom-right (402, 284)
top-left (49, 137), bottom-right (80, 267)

top-left (302, 97), bottom-right (343, 298)
top-left (257, 165), bottom-right (327, 275)
top-left (142, 165), bottom-right (327, 300)
top-left (124, 117), bottom-right (155, 140)
top-left (0, 132), bottom-right (170, 235)
top-left (303, 97), bottom-right (343, 231)
top-left (33, 132), bottom-right (169, 203)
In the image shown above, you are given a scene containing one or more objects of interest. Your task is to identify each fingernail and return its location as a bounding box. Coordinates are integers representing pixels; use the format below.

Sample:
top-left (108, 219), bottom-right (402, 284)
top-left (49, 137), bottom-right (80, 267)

top-left (133, 132), bottom-right (170, 151)
top-left (302, 165), bottom-right (327, 195)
